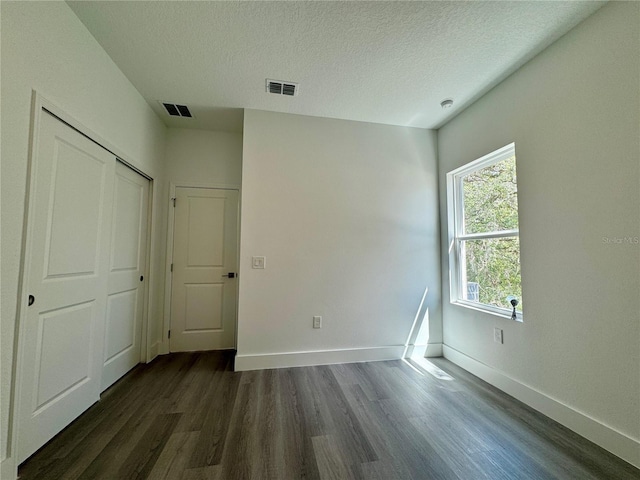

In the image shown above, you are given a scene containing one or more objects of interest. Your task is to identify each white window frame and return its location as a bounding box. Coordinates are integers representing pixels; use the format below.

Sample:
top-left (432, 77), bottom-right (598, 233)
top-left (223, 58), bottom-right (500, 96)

top-left (446, 143), bottom-right (523, 321)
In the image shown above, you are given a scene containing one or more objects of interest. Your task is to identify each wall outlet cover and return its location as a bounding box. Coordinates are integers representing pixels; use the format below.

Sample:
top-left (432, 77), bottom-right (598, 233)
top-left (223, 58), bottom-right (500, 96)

top-left (494, 327), bottom-right (503, 344)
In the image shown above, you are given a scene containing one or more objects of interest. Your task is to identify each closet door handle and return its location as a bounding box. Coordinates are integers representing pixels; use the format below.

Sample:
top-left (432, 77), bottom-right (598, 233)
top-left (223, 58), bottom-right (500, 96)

top-left (28, 295), bottom-right (35, 306)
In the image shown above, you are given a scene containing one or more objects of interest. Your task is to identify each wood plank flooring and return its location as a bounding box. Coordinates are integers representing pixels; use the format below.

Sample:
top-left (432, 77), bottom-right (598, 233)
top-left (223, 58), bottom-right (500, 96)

top-left (18, 351), bottom-right (640, 479)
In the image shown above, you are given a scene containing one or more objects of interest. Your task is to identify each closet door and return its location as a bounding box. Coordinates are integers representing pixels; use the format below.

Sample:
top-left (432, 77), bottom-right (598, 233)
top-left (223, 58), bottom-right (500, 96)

top-left (18, 111), bottom-right (115, 463)
top-left (102, 161), bottom-right (150, 391)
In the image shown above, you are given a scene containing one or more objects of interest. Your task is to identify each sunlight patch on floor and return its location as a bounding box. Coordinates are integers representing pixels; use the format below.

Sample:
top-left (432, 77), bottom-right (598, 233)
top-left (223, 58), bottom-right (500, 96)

top-left (407, 355), bottom-right (454, 381)
top-left (401, 358), bottom-right (425, 376)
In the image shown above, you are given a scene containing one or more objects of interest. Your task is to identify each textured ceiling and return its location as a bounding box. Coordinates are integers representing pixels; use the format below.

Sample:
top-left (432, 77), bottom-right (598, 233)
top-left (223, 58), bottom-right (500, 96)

top-left (67, 1), bottom-right (605, 133)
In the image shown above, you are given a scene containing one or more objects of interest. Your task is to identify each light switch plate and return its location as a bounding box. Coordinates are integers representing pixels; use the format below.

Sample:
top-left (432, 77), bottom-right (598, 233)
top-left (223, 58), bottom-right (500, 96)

top-left (313, 316), bottom-right (322, 329)
top-left (252, 256), bottom-right (265, 269)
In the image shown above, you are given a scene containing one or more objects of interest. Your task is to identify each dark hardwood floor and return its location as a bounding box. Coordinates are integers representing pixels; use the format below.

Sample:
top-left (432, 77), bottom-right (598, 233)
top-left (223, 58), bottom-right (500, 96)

top-left (19, 351), bottom-right (639, 480)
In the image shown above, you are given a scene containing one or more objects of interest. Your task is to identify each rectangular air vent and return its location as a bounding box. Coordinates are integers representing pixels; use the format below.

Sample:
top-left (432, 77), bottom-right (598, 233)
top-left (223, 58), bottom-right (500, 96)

top-left (266, 79), bottom-right (298, 97)
top-left (160, 102), bottom-right (193, 118)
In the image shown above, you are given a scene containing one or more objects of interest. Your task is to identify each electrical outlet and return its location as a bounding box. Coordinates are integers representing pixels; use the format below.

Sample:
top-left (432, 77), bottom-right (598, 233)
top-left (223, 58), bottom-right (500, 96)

top-left (494, 327), bottom-right (503, 344)
top-left (313, 316), bottom-right (322, 329)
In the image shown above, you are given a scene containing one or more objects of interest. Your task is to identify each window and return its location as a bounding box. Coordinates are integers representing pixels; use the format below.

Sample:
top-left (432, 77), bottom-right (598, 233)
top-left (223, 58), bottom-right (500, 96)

top-left (446, 143), bottom-right (523, 321)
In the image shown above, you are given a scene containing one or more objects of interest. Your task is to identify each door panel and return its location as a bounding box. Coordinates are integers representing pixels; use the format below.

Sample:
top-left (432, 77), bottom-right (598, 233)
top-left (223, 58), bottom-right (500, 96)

top-left (104, 290), bottom-right (137, 361)
top-left (170, 188), bottom-right (238, 352)
top-left (18, 111), bottom-right (115, 463)
top-left (111, 173), bottom-right (144, 270)
top-left (184, 283), bottom-right (224, 330)
top-left (45, 140), bottom-right (106, 277)
top-left (35, 302), bottom-right (94, 410)
top-left (186, 196), bottom-right (225, 266)
top-left (102, 161), bottom-right (149, 391)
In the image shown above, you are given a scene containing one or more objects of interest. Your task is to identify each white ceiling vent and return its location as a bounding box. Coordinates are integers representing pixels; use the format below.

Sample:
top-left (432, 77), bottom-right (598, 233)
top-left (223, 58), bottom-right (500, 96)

top-left (266, 79), bottom-right (299, 97)
top-left (159, 101), bottom-right (193, 118)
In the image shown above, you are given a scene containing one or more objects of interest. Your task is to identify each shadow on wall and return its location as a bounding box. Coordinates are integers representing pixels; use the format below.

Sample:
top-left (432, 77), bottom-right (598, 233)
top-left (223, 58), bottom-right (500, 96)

top-left (401, 287), bottom-right (454, 380)
top-left (400, 284), bottom-right (453, 380)
top-left (403, 285), bottom-right (430, 358)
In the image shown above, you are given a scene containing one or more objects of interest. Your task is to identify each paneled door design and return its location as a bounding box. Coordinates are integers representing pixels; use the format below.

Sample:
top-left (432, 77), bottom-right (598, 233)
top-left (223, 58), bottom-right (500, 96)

top-left (102, 161), bottom-right (150, 391)
top-left (170, 188), bottom-right (239, 351)
top-left (18, 111), bottom-right (115, 463)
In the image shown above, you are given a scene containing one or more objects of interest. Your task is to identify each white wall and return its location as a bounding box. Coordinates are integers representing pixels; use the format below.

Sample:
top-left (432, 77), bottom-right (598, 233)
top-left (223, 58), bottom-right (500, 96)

top-left (166, 128), bottom-right (243, 187)
top-left (438, 2), bottom-right (639, 467)
top-left (237, 110), bottom-right (441, 369)
top-left (0, 2), bottom-right (167, 474)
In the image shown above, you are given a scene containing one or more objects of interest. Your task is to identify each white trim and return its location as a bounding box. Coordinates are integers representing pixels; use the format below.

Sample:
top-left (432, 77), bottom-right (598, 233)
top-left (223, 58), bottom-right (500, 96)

top-left (458, 229), bottom-right (519, 241)
top-left (1, 456), bottom-right (17, 480)
top-left (148, 341), bottom-right (159, 361)
top-left (443, 345), bottom-right (640, 469)
top-left (235, 346), bottom-right (405, 371)
top-left (162, 182), bottom-right (242, 354)
top-left (424, 343), bottom-right (443, 357)
top-left (172, 181), bottom-right (241, 191)
top-left (404, 343), bottom-right (443, 359)
top-left (403, 344), bottom-right (421, 358)
top-left (6, 95), bottom-right (42, 472)
top-left (160, 184), bottom-right (177, 355)
top-left (9, 93), bottom-right (52, 470)
top-left (451, 299), bottom-right (523, 322)
top-left (140, 175), bottom-right (154, 363)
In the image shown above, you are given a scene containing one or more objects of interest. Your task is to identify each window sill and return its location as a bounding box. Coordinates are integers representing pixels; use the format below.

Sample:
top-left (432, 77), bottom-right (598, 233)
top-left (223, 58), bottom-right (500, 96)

top-left (451, 300), bottom-right (523, 323)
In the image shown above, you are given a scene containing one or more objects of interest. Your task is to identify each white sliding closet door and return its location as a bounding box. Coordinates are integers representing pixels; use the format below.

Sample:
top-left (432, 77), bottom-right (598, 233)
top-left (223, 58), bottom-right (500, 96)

top-left (18, 111), bottom-right (116, 463)
top-left (102, 161), bottom-right (150, 392)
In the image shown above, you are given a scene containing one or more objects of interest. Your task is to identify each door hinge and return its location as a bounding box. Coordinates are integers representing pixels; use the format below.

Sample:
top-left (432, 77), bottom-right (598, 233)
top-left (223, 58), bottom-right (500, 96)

top-left (168, 330), bottom-right (171, 339)
top-left (172, 197), bottom-right (176, 207)
top-left (170, 263), bottom-right (173, 272)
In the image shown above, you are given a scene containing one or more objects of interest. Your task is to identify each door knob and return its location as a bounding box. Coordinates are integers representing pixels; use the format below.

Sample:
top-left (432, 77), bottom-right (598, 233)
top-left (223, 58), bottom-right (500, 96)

top-left (28, 295), bottom-right (35, 306)
top-left (222, 272), bottom-right (236, 278)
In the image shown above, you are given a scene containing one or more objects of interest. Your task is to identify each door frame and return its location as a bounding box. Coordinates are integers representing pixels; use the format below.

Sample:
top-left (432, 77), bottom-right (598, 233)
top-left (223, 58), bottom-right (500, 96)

top-left (161, 182), bottom-right (241, 355)
top-left (8, 91), bottom-right (155, 471)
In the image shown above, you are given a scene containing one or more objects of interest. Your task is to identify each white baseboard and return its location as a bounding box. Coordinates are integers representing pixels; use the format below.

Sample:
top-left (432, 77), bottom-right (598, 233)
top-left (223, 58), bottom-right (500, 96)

top-left (404, 343), bottom-right (443, 359)
top-left (235, 346), bottom-right (405, 371)
top-left (425, 343), bottom-right (443, 357)
top-left (1, 455), bottom-right (17, 480)
top-left (443, 345), bottom-right (640, 469)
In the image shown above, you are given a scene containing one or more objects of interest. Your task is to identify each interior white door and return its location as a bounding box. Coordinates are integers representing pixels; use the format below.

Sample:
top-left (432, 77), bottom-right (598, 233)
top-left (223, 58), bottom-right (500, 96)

top-left (18, 111), bottom-right (115, 463)
top-left (170, 187), bottom-right (239, 352)
top-left (101, 161), bottom-right (150, 391)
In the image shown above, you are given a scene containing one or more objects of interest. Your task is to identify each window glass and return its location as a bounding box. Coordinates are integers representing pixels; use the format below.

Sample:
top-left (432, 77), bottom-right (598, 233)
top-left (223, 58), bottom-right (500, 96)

top-left (462, 237), bottom-right (522, 312)
top-left (462, 155), bottom-right (518, 234)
